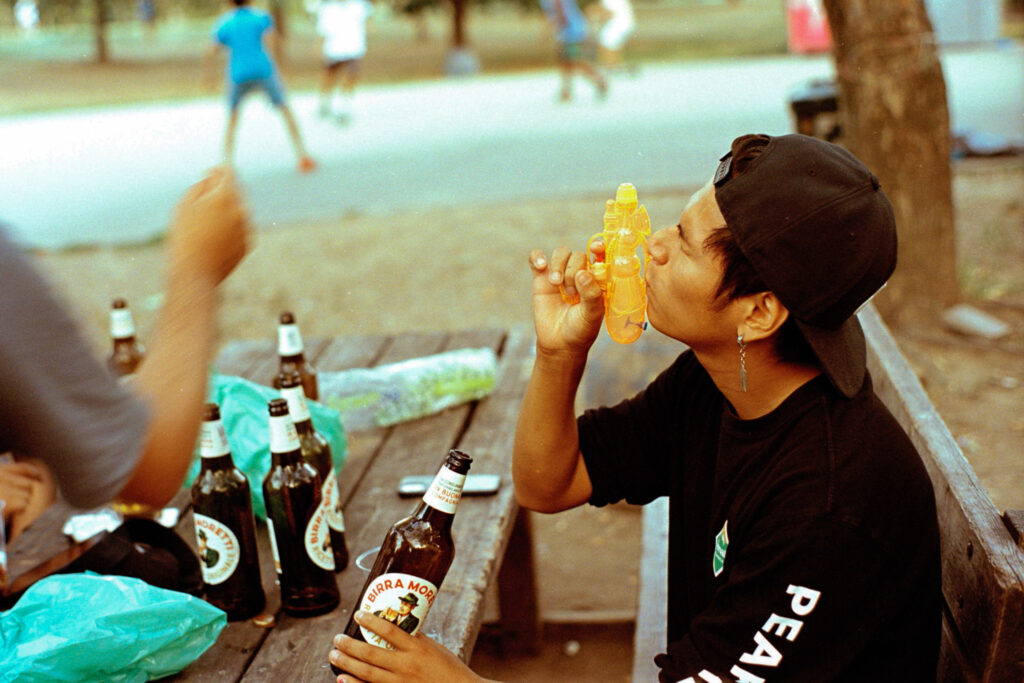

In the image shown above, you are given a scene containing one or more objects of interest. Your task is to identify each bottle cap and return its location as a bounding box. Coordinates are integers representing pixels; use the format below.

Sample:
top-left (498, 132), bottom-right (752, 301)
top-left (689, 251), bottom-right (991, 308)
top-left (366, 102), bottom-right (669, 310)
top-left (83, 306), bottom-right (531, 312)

top-left (268, 398), bottom-right (290, 417)
top-left (203, 403), bottom-right (221, 421)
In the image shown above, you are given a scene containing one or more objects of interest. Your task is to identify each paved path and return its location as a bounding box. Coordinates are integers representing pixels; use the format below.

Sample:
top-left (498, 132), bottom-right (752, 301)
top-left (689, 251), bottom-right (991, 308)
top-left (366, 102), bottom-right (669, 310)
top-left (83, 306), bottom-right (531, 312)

top-left (1, 45), bottom-right (1020, 249)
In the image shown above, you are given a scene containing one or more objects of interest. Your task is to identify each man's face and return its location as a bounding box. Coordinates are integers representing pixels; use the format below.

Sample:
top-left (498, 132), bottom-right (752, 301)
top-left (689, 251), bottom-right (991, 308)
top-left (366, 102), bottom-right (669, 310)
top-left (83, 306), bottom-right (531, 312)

top-left (644, 180), bottom-right (740, 350)
top-left (398, 601), bottom-right (413, 615)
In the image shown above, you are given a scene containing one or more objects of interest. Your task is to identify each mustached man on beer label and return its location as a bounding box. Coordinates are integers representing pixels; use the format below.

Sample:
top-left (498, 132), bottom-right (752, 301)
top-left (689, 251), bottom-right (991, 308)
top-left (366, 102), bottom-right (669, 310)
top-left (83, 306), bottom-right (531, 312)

top-left (194, 514), bottom-right (240, 585)
top-left (357, 576), bottom-right (437, 648)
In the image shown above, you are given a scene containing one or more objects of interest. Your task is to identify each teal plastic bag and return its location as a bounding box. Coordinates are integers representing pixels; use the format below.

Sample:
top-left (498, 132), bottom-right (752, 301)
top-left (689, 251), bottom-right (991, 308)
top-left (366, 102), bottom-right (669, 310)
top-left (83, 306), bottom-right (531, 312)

top-left (185, 373), bottom-right (348, 520)
top-left (0, 573), bottom-right (226, 682)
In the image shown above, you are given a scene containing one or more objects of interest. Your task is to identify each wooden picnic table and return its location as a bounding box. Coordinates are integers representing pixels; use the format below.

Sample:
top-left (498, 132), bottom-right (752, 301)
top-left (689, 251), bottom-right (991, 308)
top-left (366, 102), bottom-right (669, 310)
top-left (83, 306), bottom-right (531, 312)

top-left (5, 327), bottom-right (540, 682)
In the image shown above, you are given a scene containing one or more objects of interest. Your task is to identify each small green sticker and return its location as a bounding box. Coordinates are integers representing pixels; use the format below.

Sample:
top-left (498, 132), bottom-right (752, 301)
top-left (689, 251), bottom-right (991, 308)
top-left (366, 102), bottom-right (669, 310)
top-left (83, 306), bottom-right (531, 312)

top-left (713, 520), bottom-right (729, 577)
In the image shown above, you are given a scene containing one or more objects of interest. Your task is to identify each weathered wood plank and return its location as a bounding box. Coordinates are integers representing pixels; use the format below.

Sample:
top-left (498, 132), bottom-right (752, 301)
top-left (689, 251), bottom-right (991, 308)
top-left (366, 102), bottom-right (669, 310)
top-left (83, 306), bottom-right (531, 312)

top-left (861, 304), bottom-right (1024, 683)
top-left (633, 497), bottom-right (669, 683)
top-left (437, 326), bottom-right (538, 659)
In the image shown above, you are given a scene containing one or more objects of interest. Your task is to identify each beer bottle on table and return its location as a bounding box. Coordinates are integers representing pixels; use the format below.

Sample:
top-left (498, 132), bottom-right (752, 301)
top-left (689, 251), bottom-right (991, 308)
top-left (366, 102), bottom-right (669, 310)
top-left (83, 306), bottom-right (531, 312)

top-left (272, 311), bottom-right (319, 400)
top-left (279, 371), bottom-right (350, 571)
top-left (336, 449), bottom-right (472, 660)
top-left (107, 297), bottom-right (145, 378)
top-left (262, 398), bottom-right (339, 617)
top-left (190, 403), bottom-right (265, 621)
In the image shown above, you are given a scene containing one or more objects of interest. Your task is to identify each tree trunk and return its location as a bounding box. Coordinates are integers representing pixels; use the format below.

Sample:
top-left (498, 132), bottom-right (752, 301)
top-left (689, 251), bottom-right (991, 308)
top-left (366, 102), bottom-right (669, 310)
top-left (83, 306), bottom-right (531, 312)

top-left (821, 0), bottom-right (958, 327)
top-left (450, 0), bottom-right (467, 47)
top-left (93, 0), bottom-right (108, 63)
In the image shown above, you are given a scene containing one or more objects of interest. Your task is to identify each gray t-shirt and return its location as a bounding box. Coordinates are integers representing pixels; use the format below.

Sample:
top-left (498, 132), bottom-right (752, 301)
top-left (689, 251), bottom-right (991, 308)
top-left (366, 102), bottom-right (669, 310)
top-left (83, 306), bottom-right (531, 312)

top-left (0, 227), bottom-right (149, 509)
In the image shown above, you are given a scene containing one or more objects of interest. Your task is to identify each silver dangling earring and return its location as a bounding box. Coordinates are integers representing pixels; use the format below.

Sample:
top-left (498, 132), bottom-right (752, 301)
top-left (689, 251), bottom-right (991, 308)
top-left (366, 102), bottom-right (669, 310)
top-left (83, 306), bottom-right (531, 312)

top-left (737, 334), bottom-right (748, 392)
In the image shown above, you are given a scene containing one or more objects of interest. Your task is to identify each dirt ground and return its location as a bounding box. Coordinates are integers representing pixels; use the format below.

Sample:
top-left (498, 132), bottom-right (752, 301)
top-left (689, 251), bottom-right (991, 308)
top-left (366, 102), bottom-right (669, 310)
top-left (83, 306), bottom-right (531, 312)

top-left (25, 156), bottom-right (1023, 681)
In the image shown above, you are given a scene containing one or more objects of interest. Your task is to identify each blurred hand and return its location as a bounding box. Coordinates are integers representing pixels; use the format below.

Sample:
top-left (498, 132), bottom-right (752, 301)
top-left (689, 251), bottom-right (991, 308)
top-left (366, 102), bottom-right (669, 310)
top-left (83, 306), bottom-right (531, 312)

top-left (0, 461), bottom-right (44, 521)
top-left (329, 611), bottom-right (491, 683)
top-left (167, 166), bottom-right (250, 286)
top-left (527, 245), bottom-right (605, 356)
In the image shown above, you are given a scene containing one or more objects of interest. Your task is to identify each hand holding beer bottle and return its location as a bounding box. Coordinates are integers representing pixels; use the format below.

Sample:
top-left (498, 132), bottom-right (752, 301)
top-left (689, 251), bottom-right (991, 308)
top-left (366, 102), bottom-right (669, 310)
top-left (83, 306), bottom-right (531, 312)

top-left (332, 449), bottom-right (471, 674)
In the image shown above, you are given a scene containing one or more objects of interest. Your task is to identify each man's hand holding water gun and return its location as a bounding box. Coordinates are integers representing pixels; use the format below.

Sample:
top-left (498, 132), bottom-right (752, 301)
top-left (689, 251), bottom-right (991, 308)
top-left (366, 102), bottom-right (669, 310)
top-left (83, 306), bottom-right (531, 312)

top-left (515, 183), bottom-right (649, 513)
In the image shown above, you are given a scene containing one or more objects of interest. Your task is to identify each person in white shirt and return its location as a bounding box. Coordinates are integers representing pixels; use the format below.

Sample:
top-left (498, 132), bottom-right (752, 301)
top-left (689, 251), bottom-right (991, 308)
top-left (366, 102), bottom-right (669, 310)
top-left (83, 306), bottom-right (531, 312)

top-left (596, 0), bottom-right (634, 69)
top-left (315, 0), bottom-right (374, 122)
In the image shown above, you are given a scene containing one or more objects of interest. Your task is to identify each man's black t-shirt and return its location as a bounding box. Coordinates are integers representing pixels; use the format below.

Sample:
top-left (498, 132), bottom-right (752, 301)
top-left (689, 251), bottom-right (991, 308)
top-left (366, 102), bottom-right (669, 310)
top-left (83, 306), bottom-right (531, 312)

top-left (579, 351), bottom-right (940, 682)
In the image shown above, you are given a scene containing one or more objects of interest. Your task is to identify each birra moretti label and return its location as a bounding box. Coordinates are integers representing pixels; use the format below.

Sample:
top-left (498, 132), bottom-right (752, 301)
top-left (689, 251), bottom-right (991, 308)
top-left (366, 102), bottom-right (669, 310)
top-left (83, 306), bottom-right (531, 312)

top-left (304, 497), bottom-right (335, 571)
top-left (324, 469), bottom-right (345, 532)
top-left (194, 513), bottom-right (240, 585)
top-left (358, 572), bottom-right (439, 649)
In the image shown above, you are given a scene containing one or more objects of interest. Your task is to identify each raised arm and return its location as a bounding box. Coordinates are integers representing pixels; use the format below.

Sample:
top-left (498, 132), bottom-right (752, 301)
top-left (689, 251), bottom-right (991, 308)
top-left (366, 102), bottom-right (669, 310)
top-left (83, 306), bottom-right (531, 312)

top-left (512, 246), bottom-right (605, 513)
top-left (117, 167), bottom-right (249, 507)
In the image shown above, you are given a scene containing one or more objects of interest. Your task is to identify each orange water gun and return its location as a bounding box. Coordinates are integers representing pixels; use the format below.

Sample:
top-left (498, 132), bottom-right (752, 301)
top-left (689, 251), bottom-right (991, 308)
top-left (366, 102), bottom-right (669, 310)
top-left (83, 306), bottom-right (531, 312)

top-left (563, 183), bottom-right (651, 344)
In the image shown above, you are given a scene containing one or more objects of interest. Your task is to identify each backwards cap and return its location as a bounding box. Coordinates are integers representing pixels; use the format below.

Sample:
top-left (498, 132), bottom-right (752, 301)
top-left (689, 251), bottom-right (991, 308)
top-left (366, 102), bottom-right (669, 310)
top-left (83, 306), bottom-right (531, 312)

top-left (713, 134), bottom-right (897, 398)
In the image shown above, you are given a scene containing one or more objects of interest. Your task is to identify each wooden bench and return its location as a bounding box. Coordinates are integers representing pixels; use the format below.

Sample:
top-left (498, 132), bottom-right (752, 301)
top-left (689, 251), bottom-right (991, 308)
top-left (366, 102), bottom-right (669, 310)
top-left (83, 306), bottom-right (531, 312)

top-left (625, 304), bottom-right (1024, 682)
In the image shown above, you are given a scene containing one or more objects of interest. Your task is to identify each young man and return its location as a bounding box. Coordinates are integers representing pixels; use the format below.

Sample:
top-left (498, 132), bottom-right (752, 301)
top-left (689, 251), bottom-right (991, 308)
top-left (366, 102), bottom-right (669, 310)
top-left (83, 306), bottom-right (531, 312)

top-left (327, 134), bottom-right (941, 681)
top-left (209, 0), bottom-right (316, 172)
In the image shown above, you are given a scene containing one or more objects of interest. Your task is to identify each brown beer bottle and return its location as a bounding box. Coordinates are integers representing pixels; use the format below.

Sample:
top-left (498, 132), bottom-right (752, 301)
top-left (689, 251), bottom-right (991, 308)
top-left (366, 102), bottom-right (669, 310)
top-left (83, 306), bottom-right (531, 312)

top-left (190, 403), bottom-right (265, 621)
top-left (107, 297), bottom-right (145, 377)
top-left (271, 311), bottom-right (319, 400)
top-left (262, 398), bottom-right (340, 617)
top-left (279, 371), bottom-right (350, 571)
top-left (337, 449), bottom-right (471, 660)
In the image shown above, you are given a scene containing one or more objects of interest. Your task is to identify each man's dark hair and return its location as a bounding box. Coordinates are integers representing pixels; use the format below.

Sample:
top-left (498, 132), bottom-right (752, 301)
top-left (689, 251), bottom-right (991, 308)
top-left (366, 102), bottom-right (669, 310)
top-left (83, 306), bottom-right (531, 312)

top-left (705, 134), bottom-right (816, 365)
top-left (233, 0), bottom-right (248, 6)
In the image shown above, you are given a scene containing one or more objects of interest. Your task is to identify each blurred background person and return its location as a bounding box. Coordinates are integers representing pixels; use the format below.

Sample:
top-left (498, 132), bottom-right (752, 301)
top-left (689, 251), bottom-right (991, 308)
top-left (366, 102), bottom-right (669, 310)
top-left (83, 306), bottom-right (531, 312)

top-left (207, 0), bottom-right (317, 173)
top-left (595, 0), bottom-right (635, 71)
top-left (314, 0), bottom-right (374, 124)
top-left (540, 0), bottom-right (608, 102)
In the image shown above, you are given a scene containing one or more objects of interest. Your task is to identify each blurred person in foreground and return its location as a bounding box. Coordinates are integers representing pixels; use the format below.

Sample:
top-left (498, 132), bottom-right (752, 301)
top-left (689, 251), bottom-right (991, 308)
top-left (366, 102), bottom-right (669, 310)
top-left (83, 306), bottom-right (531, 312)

top-left (0, 167), bottom-right (249, 542)
top-left (327, 134), bottom-right (941, 682)
top-left (207, 0), bottom-right (316, 173)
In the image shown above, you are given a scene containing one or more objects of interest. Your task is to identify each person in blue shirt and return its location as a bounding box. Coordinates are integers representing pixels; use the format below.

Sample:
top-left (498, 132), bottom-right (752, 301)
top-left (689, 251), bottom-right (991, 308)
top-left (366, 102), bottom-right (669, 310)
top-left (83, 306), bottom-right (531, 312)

top-left (540, 0), bottom-right (607, 102)
top-left (208, 0), bottom-right (316, 173)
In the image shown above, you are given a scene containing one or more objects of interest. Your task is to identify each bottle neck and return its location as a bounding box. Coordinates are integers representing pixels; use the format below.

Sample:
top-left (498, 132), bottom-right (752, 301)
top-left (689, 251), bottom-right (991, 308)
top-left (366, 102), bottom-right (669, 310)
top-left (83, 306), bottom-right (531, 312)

top-left (413, 464), bottom-right (467, 528)
top-left (199, 418), bottom-right (232, 459)
top-left (280, 385), bottom-right (312, 424)
top-left (110, 308), bottom-right (136, 340)
top-left (277, 324), bottom-right (305, 357)
top-left (269, 414), bottom-right (304, 465)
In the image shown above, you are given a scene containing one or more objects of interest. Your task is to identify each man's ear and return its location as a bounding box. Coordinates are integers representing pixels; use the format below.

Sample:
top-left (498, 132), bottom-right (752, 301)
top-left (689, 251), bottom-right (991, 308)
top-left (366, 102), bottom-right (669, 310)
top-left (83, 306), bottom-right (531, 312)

top-left (738, 291), bottom-right (790, 342)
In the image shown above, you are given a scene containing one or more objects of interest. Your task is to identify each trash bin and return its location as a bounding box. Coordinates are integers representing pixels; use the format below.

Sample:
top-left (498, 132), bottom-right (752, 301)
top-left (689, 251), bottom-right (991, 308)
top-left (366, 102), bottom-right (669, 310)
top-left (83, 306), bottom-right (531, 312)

top-left (786, 0), bottom-right (832, 54)
top-left (787, 78), bottom-right (839, 141)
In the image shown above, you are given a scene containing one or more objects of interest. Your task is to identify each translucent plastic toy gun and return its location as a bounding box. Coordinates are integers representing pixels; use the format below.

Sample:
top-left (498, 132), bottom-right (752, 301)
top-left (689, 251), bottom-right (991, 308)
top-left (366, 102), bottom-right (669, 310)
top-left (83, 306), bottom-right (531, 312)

top-left (563, 183), bottom-right (651, 344)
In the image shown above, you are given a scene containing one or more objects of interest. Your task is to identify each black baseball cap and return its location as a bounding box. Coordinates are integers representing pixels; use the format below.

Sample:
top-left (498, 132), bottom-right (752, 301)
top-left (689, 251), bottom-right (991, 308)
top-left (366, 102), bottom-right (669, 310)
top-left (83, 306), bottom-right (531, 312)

top-left (713, 134), bottom-right (897, 398)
